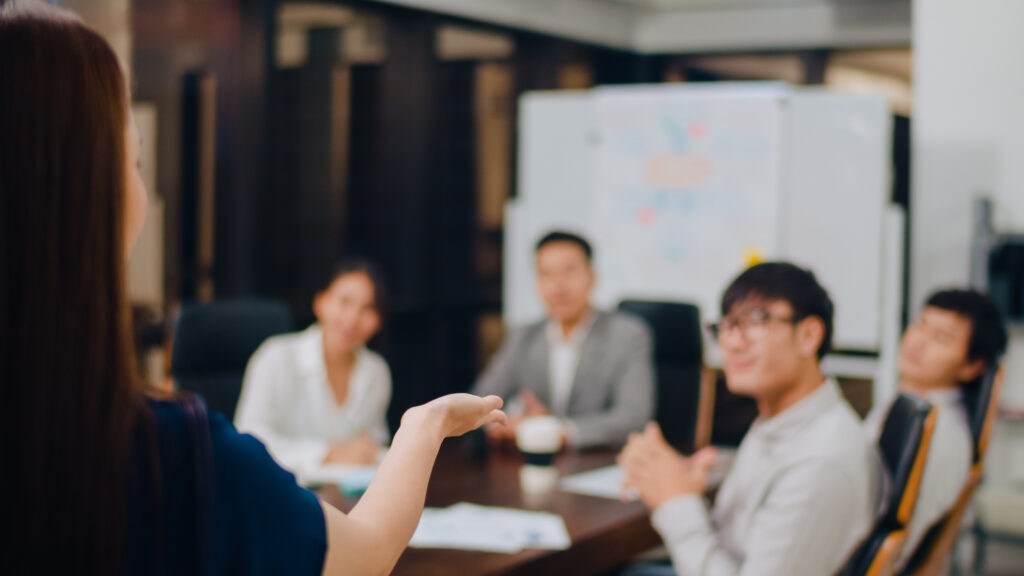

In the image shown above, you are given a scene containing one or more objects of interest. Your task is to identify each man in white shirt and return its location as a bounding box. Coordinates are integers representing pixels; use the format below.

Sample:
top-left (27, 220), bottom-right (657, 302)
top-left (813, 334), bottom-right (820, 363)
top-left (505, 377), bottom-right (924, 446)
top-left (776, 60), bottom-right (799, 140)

top-left (619, 262), bottom-right (875, 576)
top-left (473, 231), bottom-right (654, 448)
top-left (864, 289), bottom-right (1007, 571)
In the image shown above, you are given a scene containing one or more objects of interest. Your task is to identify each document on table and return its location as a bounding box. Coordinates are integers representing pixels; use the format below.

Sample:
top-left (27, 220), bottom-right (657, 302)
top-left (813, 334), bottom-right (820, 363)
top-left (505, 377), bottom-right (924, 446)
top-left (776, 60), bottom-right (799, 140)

top-left (409, 502), bottom-right (571, 554)
top-left (561, 465), bottom-right (634, 501)
top-left (561, 448), bottom-right (738, 501)
top-left (299, 464), bottom-right (377, 496)
top-left (297, 448), bottom-right (389, 495)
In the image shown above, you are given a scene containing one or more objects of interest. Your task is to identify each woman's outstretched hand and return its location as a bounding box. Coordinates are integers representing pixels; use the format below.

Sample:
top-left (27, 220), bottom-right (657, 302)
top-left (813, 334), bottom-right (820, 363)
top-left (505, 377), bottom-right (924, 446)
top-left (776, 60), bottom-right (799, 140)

top-left (404, 393), bottom-right (507, 439)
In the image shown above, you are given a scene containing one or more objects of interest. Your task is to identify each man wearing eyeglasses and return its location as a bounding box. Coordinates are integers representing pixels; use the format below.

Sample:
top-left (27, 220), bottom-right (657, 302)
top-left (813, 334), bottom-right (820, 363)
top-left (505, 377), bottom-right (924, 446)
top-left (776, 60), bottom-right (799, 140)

top-left (618, 262), bottom-right (874, 576)
top-left (863, 289), bottom-right (1006, 572)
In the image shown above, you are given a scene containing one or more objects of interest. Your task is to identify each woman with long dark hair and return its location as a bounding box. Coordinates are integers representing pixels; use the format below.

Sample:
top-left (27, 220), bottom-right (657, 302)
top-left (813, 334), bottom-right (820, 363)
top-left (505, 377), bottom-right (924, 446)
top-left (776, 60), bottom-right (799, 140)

top-left (0, 2), bottom-right (504, 574)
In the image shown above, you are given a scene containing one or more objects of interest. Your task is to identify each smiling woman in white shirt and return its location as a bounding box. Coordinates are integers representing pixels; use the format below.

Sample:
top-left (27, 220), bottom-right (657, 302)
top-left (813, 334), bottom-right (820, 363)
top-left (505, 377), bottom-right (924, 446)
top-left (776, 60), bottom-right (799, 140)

top-left (235, 259), bottom-right (392, 473)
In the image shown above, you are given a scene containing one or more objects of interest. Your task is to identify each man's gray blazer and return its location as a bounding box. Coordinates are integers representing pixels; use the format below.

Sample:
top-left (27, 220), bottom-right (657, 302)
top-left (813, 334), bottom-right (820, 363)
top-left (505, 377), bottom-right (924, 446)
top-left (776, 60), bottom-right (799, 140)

top-left (472, 310), bottom-right (655, 448)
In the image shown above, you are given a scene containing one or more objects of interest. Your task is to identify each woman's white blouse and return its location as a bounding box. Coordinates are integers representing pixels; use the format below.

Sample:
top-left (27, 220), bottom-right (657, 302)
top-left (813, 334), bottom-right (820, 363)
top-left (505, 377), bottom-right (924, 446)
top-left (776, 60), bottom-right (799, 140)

top-left (234, 324), bottom-right (392, 473)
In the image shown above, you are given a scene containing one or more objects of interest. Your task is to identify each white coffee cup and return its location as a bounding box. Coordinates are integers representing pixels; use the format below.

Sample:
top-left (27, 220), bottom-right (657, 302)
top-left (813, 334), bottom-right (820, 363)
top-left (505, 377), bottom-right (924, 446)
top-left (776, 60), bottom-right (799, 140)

top-left (519, 464), bottom-right (560, 496)
top-left (516, 416), bottom-right (564, 494)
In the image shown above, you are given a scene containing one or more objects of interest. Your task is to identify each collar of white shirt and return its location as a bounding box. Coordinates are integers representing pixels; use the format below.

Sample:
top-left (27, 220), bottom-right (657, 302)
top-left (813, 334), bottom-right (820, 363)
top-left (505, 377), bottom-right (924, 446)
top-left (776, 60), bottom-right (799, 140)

top-left (750, 378), bottom-right (843, 442)
top-left (295, 324), bottom-right (328, 380)
top-left (918, 387), bottom-right (962, 407)
top-left (545, 309), bottom-right (597, 346)
top-left (294, 323), bottom-right (370, 387)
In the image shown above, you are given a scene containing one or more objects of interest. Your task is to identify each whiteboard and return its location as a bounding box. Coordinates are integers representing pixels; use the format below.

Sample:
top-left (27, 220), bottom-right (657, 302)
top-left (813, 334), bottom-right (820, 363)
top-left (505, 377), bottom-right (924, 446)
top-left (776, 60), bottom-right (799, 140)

top-left (781, 91), bottom-right (891, 350)
top-left (505, 92), bottom-right (594, 324)
top-left (508, 83), bottom-right (891, 351)
top-left (590, 85), bottom-right (785, 320)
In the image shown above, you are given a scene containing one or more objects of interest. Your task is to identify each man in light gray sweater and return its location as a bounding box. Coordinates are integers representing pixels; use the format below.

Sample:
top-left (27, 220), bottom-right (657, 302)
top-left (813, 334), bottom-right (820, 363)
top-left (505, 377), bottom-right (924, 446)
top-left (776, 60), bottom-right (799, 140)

top-left (473, 231), bottom-right (654, 449)
top-left (864, 288), bottom-right (1006, 573)
top-left (619, 262), bottom-right (875, 576)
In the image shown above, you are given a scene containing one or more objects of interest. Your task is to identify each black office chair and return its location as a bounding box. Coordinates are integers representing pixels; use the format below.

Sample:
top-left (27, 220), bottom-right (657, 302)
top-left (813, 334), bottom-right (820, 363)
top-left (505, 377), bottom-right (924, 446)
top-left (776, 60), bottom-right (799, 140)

top-left (961, 362), bottom-right (1003, 466)
top-left (708, 372), bottom-right (760, 447)
top-left (901, 363), bottom-right (1004, 576)
top-left (841, 394), bottom-right (937, 576)
top-left (617, 300), bottom-right (706, 454)
top-left (171, 299), bottom-right (294, 420)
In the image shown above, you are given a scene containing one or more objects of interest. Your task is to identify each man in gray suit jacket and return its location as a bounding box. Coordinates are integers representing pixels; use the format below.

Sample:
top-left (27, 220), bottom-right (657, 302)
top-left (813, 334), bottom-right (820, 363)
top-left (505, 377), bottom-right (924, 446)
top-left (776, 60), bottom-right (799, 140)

top-left (473, 231), bottom-right (654, 448)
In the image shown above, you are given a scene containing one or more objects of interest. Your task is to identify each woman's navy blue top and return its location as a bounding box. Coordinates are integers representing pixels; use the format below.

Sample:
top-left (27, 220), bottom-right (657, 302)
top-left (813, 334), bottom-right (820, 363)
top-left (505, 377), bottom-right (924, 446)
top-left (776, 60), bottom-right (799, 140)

top-left (127, 397), bottom-right (327, 575)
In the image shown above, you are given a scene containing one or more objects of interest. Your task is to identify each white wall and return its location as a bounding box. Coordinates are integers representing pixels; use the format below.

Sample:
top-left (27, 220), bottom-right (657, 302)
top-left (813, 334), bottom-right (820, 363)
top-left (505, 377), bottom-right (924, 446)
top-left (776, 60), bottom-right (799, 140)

top-left (913, 0), bottom-right (1024, 404)
top-left (915, 6), bottom-right (1024, 569)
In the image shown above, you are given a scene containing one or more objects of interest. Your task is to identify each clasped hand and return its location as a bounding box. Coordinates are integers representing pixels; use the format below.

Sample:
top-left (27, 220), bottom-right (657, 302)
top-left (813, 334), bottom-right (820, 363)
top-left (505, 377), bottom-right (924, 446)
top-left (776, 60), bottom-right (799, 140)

top-left (617, 422), bottom-right (716, 510)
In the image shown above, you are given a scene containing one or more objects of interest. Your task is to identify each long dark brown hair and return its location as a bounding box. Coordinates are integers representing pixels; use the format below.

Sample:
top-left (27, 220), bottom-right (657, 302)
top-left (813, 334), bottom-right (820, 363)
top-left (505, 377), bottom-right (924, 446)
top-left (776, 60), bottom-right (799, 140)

top-left (0, 1), bottom-right (146, 573)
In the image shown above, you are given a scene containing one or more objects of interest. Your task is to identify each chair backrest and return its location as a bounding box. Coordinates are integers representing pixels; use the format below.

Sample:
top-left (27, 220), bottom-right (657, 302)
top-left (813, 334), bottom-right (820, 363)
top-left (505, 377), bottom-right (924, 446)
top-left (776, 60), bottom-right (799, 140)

top-left (617, 300), bottom-right (706, 453)
top-left (171, 299), bottom-right (294, 419)
top-left (879, 395), bottom-right (938, 530)
top-left (841, 394), bottom-right (937, 576)
top-left (961, 363), bottom-right (1003, 464)
top-left (709, 375), bottom-right (759, 447)
top-left (902, 365), bottom-right (1005, 576)
top-left (901, 468), bottom-right (982, 576)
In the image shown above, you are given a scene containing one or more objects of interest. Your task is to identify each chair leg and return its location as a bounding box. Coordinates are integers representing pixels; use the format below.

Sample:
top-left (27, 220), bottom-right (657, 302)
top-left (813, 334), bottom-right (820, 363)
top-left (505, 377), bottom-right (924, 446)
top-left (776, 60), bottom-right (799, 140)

top-left (972, 525), bottom-right (987, 575)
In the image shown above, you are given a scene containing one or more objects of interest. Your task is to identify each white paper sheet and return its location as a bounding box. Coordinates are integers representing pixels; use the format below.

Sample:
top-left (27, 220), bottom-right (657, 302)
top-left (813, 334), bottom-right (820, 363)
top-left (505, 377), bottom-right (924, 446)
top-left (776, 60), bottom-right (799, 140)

top-left (560, 449), bottom-right (738, 501)
top-left (560, 465), bottom-right (633, 501)
top-left (299, 464), bottom-right (376, 495)
top-left (409, 503), bottom-right (571, 554)
top-left (409, 507), bottom-right (524, 553)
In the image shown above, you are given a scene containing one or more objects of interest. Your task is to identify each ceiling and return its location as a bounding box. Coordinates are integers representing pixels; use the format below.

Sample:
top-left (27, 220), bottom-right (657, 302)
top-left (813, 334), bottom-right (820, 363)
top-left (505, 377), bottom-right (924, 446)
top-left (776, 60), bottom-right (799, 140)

top-left (601, 0), bottom-right (824, 10)
top-left (369, 0), bottom-right (911, 53)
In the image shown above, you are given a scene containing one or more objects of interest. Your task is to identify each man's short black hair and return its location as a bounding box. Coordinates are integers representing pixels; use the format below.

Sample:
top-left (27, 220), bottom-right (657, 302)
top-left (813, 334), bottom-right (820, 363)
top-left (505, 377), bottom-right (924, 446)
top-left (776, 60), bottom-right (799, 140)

top-left (535, 230), bottom-right (593, 263)
top-left (925, 288), bottom-right (1008, 367)
top-left (721, 262), bottom-right (835, 359)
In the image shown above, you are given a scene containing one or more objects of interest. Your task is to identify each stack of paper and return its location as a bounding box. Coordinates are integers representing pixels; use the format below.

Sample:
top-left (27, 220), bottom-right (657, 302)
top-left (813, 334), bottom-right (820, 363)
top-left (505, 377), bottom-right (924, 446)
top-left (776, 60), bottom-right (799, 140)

top-left (299, 464), bottom-right (377, 496)
top-left (409, 503), bottom-right (571, 554)
top-left (561, 466), bottom-right (634, 501)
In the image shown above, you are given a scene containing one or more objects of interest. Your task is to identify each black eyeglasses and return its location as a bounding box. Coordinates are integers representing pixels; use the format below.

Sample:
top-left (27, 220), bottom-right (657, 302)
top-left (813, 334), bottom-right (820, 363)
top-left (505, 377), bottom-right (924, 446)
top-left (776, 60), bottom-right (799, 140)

top-left (706, 308), bottom-right (800, 341)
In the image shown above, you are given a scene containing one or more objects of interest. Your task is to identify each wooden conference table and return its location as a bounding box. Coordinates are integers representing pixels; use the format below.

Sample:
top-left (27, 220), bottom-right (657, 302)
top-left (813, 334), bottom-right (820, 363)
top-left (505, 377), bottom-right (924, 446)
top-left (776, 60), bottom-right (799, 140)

top-left (317, 439), bottom-right (663, 576)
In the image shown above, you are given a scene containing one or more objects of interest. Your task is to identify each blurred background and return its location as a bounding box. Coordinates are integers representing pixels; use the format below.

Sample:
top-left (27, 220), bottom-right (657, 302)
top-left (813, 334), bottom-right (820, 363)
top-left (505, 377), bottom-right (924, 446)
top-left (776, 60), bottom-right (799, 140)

top-left (57, 2), bottom-right (1024, 572)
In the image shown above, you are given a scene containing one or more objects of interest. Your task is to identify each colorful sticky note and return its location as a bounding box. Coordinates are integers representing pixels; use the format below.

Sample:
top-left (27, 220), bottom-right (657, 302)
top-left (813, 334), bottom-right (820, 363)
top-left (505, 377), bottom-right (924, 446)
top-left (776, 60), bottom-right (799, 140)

top-left (637, 207), bottom-right (656, 225)
top-left (690, 121), bottom-right (708, 140)
top-left (743, 246), bottom-right (764, 267)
